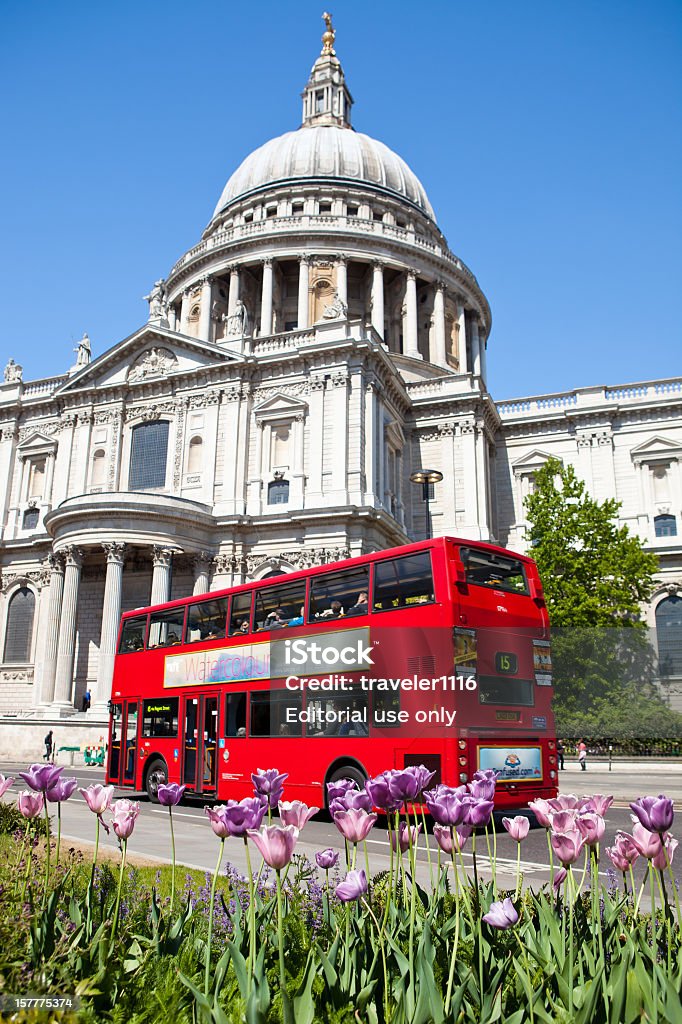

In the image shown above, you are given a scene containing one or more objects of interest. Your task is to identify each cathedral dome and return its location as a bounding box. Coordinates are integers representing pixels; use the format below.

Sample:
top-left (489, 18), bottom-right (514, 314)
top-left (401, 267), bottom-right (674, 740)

top-left (212, 125), bottom-right (435, 222)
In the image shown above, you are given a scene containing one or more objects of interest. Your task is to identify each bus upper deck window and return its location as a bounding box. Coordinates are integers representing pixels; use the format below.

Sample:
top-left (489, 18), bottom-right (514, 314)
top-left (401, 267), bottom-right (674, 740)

top-left (254, 581), bottom-right (306, 632)
top-left (185, 597), bottom-right (228, 643)
top-left (309, 566), bottom-right (369, 620)
top-left (118, 616), bottom-right (147, 653)
top-left (229, 592), bottom-right (253, 636)
top-left (148, 607), bottom-right (186, 649)
top-left (373, 552), bottom-right (434, 611)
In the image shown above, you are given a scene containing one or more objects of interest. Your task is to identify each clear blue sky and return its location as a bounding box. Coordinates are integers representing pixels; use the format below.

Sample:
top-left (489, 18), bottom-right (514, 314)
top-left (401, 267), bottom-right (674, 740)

top-left (1, 0), bottom-right (680, 398)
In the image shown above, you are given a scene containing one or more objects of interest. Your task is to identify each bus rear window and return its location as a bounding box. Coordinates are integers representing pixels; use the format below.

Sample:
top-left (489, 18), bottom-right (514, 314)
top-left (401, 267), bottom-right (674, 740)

top-left (460, 548), bottom-right (528, 595)
top-left (118, 616), bottom-right (147, 653)
top-left (478, 676), bottom-right (534, 706)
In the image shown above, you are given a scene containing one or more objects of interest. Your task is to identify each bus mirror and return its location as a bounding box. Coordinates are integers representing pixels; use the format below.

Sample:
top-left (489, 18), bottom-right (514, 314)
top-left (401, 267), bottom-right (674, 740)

top-left (529, 577), bottom-right (545, 603)
top-left (452, 559), bottom-right (467, 585)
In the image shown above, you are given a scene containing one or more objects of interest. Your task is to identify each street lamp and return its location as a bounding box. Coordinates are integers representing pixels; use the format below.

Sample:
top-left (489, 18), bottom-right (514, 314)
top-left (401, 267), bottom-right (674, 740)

top-left (410, 469), bottom-right (443, 539)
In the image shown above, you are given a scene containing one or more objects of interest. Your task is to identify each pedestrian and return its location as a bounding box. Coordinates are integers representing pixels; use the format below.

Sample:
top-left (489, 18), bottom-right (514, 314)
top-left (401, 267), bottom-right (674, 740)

top-left (81, 688), bottom-right (91, 712)
top-left (43, 730), bottom-right (54, 762)
top-left (577, 738), bottom-right (587, 771)
top-left (556, 738), bottom-right (565, 770)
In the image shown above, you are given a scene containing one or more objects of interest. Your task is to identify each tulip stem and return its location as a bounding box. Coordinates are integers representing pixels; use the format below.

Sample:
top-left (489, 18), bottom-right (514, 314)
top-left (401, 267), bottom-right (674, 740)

top-left (275, 868), bottom-right (287, 1002)
top-left (362, 897), bottom-right (389, 1021)
top-left (168, 806), bottom-right (176, 914)
top-left (420, 805), bottom-right (434, 889)
top-left (243, 835), bottom-right (256, 995)
top-left (363, 840), bottom-right (371, 894)
top-left (568, 866), bottom-right (574, 1018)
top-left (42, 798), bottom-right (51, 906)
top-left (514, 934), bottom-right (535, 1024)
top-left (515, 840), bottom-right (521, 902)
top-left (110, 838), bottom-right (128, 957)
top-left (86, 815), bottom-right (100, 936)
top-left (444, 876), bottom-right (460, 1013)
top-left (649, 861), bottom-right (658, 1024)
top-left (546, 830), bottom-right (554, 893)
top-left (665, 857), bottom-right (682, 930)
top-left (204, 837), bottom-right (224, 997)
top-left (55, 802), bottom-right (62, 868)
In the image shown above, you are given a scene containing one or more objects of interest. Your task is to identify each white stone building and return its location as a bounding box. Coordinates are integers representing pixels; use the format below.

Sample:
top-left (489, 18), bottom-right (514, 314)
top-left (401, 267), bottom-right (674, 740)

top-left (1, 20), bottom-right (680, 745)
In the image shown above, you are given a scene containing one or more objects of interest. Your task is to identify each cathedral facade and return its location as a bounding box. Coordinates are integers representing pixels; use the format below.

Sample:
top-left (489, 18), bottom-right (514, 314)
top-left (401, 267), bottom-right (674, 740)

top-left (1, 23), bottom-right (681, 733)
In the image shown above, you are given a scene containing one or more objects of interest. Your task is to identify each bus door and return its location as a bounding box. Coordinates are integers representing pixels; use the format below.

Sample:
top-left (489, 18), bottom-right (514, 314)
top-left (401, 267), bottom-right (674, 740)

top-left (108, 699), bottom-right (140, 787)
top-left (182, 695), bottom-right (218, 795)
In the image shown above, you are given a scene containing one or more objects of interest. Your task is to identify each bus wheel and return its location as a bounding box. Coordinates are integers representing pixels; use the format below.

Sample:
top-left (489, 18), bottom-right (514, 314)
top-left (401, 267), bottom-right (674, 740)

top-left (145, 759), bottom-right (168, 803)
top-left (326, 765), bottom-right (366, 807)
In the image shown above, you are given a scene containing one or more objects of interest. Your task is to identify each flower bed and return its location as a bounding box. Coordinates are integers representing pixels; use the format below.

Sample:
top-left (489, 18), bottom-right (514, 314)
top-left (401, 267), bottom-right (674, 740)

top-left (1, 765), bottom-right (680, 1023)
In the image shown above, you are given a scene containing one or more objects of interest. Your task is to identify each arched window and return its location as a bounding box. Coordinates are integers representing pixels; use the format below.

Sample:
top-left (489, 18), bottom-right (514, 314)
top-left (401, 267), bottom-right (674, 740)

top-left (3, 587), bottom-right (36, 663)
top-left (129, 421), bottom-right (169, 491)
top-left (91, 448), bottom-right (106, 487)
top-left (655, 515), bottom-right (677, 538)
top-left (267, 479), bottom-right (289, 505)
top-left (187, 435), bottom-right (203, 474)
top-left (656, 595), bottom-right (682, 676)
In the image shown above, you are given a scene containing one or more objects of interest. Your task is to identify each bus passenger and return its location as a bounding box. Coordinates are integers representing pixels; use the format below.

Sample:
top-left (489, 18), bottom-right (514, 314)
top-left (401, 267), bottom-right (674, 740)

top-left (266, 608), bottom-right (290, 629)
top-left (320, 600), bottom-right (344, 619)
top-left (346, 592), bottom-right (368, 616)
top-left (287, 606), bottom-right (305, 627)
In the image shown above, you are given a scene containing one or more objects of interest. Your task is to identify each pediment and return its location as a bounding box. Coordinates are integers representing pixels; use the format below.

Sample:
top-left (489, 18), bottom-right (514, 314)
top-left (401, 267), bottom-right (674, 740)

top-left (16, 431), bottom-right (57, 456)
top-left (512, 449), bottom-right (557, 475)
top-left (52, 324), bottom-right (246, 396)
top-left (631, 435), bottom-right (682, 464)
top-left (253, 392), bottom-right (308, 420)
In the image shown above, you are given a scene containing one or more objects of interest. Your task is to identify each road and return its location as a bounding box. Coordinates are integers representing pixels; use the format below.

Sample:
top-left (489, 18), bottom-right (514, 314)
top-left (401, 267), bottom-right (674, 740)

top-left (2, 759), bottom-right (680, 895)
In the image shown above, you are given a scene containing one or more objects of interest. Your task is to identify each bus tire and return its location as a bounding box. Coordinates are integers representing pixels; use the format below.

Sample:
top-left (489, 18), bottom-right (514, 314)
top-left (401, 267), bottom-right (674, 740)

top-left (144, 758), bottom-right (168, 803)
top-left (326, 765), bottom-right (367, 807)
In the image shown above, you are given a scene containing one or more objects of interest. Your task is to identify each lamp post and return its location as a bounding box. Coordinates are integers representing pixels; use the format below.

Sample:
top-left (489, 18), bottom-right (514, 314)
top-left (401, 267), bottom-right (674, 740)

top-left (410, 469), bottom-right (443, 539)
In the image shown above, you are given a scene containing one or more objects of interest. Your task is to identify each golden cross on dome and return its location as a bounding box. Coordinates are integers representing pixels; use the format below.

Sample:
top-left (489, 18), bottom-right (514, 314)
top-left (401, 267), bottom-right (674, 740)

top-left (321, 12), bottom-right (336, 56)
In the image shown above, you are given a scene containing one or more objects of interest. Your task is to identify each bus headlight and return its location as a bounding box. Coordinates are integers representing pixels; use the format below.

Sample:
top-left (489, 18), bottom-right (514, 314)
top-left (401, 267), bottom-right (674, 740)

top-left (550, 770), bottom-right (556, 779)
top-left (459, 772), bottom-right (468, 783)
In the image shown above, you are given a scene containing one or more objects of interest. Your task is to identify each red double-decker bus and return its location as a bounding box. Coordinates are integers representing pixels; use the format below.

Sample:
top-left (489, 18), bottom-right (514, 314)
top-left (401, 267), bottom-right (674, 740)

top-left (106, 537), bottom-right (558, 812)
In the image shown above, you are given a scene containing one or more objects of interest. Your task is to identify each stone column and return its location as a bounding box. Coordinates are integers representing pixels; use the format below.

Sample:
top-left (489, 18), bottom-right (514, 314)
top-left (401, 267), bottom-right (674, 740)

top-left (470, 316), bottom-right (482, 376)
top-left (432, 282), bottom-right (447, 367)
top-left (479, 334), bottom-right (487, 381)
top-left (52, 546), bottom-right (83, 713)
top-left (227, 266), bottom-right (240, 317)
top-left (297, 255), bottom-right (310, 330)
top-left (260, 258), bottom-right (274, 336)
top-left (38, 553), bottom-right (65, 708)
top-left (404, 270), bottom-right (420, 358)
top-left (192, 551), bottom-right (211, 595)
top-left (180, 289), bottom-right (191, 333)
top-left (371, 262), bottom-right (384, 338)
top-left (199, 277), bottom-right (212, 342)
top-left (336, 255), bottom-right (348, 306)
top-left (457, 302), bottom-right (468, 373)
top-left (94, 542), bottom-right (126, 712)
top-left (150, 546), bottom-right (174, 606)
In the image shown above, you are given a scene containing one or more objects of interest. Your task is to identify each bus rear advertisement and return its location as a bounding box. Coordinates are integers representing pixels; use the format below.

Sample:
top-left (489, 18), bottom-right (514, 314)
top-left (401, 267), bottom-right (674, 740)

top-left (106, 537), bottom-right (558, 812)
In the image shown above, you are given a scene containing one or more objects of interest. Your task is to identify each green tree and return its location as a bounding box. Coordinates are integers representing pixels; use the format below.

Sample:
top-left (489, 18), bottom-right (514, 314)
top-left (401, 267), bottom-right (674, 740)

top-left (523, 458), bottom-right (682, 742)
top-left (524, 458), bottom-right (658, 627)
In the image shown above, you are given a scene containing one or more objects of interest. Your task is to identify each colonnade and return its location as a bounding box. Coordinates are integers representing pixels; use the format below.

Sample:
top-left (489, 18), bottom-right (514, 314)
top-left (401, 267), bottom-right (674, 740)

top-left (172, 255), bottom-right (486, 375)
top-left (41, 543), bottom-right (212, 715)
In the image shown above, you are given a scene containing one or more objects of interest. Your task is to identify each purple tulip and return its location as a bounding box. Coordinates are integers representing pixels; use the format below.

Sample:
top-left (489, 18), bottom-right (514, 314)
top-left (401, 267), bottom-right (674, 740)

top-left (18, 790), bottom-right (44, 819)
top-left (606, 833), bottom-right (640, 872)
top-left (157, 783), bottom-right (186, 806)
top-left (548, 794), bottom-right (583, 812)
top-left (549, 810), bottom-right (578, 835)
top-left (111, 799), bottom-right (140, 841)
top-left (333, 807), bottom-right (377, 843)
top-left (365, 771), bottom-right (404, 812)
top-left (576, 812), bottom-right (605, 847)
top-left (329, 787), bottom-right (373, 816)
top-left (247, 824), bottom-right (299, 870)
top-left (551, 829), bottom-right (585, 866)
top-left (502, 815), bottom-right (530, 842)
top-left (46, 776), bottom-right (78, 803)
top-left (18, 763), bottom-right (64, 793)
top-left (0, 774), bottom-right (15, 799)
top-left (552, 867), bottom-right (568, 889)
top-left (278, 800), bottom-right (319, 829)
top-left (528, 799), bottom-right (553, 829)
top-left (630, 795), bottom-right (674, 835)
top-left (205, 805), bottom-right (232, 839)
top-left (387, 768), bottom-right (421, 804)
top-left (80, 783), bottom-right (115, 815)
top-left (424, 784), bottom-right (467, 826)
top-left (629, 820), bottom-right (663, 860)
top-left (482, 897), bottom-right (519, 930)
top-left (252, 768), bottom-right (288, 808)
top-left (404, 764), bottom-right (436, 794)
top-left (463, 796), bottom-right (494, 828)
top-left (433, 823), bottom-right (471, 854)
top-left (336, 869), bottom-right (368, 902)
top-left (326, 778), bottom-right (358, 804)
top-left (315, 848), bottom-right (340, 870)
top-left (468, 770), bottom-right (498, 801)
top-left (652, 833), bottom-right (678, 871)
top-left (390, 822), bottom-right (421, 853)
top-left (584, 794), bottom-right (614, 817)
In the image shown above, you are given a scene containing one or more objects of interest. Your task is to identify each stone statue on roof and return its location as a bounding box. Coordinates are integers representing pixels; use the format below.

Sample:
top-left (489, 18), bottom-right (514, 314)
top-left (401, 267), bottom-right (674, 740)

top-left (3, 358), bottom-right (22, 383)
top-left (74, 332), bottom-right (91, 367)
